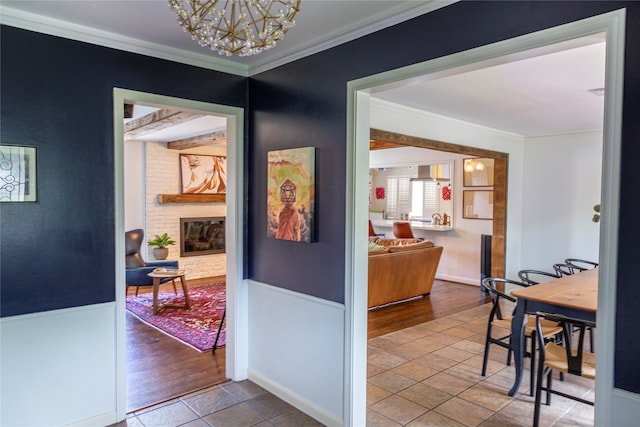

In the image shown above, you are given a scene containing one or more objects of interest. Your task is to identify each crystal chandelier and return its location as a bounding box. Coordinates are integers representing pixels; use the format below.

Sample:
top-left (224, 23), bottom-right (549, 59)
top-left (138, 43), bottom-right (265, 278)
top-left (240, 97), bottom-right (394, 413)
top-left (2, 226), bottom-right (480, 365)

top-left (168, 0), bottom-right (301, 57)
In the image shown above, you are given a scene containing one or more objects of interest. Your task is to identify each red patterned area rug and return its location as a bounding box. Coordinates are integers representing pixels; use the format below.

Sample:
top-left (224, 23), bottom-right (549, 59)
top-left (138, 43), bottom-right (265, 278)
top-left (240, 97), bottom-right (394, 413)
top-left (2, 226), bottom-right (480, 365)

top-left (126, 282), bottom-right (226, 352)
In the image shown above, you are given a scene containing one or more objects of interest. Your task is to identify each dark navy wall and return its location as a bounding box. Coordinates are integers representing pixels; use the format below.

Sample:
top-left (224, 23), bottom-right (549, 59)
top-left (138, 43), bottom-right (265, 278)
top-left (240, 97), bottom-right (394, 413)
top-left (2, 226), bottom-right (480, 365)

top-left (0, 26), bottom-right (246, 317)
top-left (614, 0), bottom-right (640, 393)
top-left (248, 1), bottom-right (640, 392)
top-left (2, 0), bottom-right (639, 395)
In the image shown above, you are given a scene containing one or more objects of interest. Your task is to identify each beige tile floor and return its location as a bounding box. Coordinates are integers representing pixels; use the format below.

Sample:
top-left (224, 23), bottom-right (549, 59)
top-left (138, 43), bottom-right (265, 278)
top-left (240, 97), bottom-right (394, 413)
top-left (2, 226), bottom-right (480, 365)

top-left (115, 304), bottom-right (594, 426)
top-left (116, 380), bottom-right (324, 426)
top-left (366, 304), bottom-right (595, 427)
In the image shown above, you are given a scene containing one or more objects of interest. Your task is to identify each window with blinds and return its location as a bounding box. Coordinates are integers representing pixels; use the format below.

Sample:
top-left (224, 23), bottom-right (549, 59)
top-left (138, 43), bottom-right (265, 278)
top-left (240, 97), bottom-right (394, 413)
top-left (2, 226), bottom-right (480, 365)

top-left (386, 176), bottom-right (411, 219)
top-left (410, 180), bottom-right (439, 220)
top-left (387, 176), bottom-right (439, 220)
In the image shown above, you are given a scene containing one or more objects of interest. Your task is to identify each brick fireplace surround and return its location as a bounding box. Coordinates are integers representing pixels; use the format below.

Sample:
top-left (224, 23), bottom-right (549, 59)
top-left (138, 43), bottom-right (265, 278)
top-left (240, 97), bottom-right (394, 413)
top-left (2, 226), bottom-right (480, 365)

top-left (145, 142), bottom-right (226, 280)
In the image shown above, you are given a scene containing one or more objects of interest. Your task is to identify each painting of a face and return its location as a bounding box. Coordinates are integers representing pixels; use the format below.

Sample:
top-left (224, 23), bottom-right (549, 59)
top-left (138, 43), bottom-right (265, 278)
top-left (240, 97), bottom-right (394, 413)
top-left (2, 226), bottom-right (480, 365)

top-left (267, 148), bottom-right (315, 242)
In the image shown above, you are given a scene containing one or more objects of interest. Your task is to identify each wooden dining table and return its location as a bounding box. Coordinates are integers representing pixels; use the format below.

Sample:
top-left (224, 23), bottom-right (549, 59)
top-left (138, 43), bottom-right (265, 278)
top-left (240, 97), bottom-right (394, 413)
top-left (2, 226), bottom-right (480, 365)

top-left (508, 268), bottom-right (598, 396)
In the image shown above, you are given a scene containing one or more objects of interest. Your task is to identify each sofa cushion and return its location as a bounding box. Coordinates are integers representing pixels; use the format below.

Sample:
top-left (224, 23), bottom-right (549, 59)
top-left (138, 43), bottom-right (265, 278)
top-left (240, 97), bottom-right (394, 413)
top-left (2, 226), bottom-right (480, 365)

top-left (376, 238), bottom-right (424, 247)
top-left (368, 241), bottom-right (389, 255)
top-left (387, 240), bottom-right (435, 252)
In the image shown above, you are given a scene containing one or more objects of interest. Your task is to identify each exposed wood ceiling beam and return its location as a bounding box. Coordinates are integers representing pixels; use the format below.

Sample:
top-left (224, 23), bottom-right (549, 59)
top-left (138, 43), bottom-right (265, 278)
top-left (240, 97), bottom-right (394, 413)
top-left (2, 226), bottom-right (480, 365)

top-left (370, 128), bottom-right (508, 158)
top-left (369, 140), bottom-right (404, 150)
top-left (167, 131), bottom-right (227, 150)
top-left (124, 109), bottom-right (206, 140)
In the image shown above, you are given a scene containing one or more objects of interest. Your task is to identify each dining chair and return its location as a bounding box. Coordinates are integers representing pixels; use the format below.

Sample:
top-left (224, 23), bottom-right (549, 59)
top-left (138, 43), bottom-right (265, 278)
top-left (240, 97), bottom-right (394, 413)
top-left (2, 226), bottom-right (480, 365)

top-left (393, 221), bottom-right (415, 238)
top-left (368, 220), bottom-right (384, 237)
top-left (517, 269), bottom-right (561, 286)
top-left (533, 312), bottom-right (596, 427)
top-left (553, 262), bottom-right (596, 351)
top-left (565, 258), bottom-right (599, 270)
top-left (481, 278), bottom-right (563, 396)
top-left (552, 262), bottom-right (586, 276)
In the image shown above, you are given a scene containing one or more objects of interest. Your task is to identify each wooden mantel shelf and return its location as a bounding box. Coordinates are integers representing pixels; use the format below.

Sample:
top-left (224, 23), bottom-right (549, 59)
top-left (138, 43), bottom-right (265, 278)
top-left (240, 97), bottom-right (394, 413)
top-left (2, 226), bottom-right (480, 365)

top-left (158, 194), bottom-right (226, 204)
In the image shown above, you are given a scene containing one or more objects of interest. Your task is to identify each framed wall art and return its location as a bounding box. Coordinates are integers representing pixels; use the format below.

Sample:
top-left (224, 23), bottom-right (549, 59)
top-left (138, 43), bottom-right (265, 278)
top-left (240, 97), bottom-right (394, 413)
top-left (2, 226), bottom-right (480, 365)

top-left (463, 158), bottom-right (494, 187)
top-left (180, 154), bottom-right (227, 194)
top-left (0, 144), bottom-right (37, 202)
top-left (267, 147), bottom-right (316, 243)
top-left (463, 190), bottom-right (494, 220)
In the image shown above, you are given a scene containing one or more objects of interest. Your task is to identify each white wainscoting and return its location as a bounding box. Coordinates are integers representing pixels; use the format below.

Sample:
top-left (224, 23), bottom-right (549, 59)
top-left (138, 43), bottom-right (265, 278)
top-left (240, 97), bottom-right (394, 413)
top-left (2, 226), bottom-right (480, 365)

top-left (1, 303), bottom-right (118, 427)
top-left (247, 280), bottom-right (345, 427)
top-left (611, 388), bottom-right (640, 427)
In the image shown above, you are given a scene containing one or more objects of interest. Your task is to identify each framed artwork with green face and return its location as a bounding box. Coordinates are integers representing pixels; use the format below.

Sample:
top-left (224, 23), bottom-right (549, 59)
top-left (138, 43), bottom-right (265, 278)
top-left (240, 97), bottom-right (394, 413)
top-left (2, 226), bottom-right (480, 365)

top-left (267, 147), bottom-right (316, 243)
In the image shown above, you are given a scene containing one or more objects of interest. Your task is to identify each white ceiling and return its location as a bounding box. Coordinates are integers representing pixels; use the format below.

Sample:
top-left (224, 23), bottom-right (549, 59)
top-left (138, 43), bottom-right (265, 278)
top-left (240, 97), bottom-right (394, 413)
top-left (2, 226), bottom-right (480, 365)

top-left (0, 0), bottom-right (606, 138)
top-left (372, 37), bottom-right (606, 137)
top-left (0, 0), bottom-right (448, 75)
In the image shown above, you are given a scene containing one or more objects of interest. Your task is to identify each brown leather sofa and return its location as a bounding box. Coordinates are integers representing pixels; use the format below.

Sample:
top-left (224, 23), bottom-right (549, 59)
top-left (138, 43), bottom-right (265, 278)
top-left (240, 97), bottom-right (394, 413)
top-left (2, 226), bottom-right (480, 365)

top-left (368, 238), bottom-right (443, 308)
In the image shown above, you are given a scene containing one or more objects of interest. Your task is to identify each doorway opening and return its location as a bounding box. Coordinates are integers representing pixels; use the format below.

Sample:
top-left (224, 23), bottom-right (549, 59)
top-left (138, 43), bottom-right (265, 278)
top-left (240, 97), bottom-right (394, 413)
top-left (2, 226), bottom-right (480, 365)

top-left (113, 89), bottom-right (246, 419)
top-left (368, 128), bottom-right (508, 280)
top-left (346, 10), bottom-right (624, 426)
top-left (123, 100), bottom-right (229, 411)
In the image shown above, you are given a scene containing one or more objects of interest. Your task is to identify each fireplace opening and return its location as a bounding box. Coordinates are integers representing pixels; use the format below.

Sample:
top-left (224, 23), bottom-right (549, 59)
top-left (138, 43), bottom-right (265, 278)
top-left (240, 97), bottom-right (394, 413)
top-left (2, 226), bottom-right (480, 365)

top-left (180, 217), bottom-right (225, 257)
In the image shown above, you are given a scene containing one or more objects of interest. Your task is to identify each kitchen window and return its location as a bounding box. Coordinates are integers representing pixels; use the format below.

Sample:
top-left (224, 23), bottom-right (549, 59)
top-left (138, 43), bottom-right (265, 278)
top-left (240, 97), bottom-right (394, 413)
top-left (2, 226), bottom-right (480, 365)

top-left (410, 180), bottom-right (439, 220)
top-left (386, 176), bottom-right (439, 220)
top-left (386, 176), bottom-right (410, 219)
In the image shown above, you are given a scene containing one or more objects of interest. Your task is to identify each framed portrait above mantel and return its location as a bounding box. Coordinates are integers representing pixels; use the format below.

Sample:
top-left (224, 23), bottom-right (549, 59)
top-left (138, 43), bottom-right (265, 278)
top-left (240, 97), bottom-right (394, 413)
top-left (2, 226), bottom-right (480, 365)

top-left (463, 158), bottom-right (494, 187)
top-left (0, 144), bottom-right (37, 202)
top-left (180, 154), bottom-right (227, 194)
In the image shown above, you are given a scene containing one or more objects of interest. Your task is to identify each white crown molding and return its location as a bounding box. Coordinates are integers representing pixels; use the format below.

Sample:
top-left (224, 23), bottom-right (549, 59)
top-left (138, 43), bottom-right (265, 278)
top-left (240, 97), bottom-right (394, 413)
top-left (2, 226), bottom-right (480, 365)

top-left (0, 5), bottom-right (250, 77)
top-left (0, 2), bottom-right (455, 77)
top-left (248, 0), bottom-right (457, 75)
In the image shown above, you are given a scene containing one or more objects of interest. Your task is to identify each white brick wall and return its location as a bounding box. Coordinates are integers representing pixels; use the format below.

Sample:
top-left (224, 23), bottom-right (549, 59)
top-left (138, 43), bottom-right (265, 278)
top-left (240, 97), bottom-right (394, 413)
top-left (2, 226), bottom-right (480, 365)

top-left (145, 142), bottom-right (227, 280)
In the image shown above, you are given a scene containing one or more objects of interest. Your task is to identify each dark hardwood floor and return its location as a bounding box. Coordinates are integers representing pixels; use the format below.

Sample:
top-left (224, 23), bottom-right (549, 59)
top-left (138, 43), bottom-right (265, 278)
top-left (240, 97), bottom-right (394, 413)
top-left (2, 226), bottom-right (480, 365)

top-left (127, 278), bottom-right (487, 412)
top-left (126, 278), bottom-right (228, 412)
top-left (367, 279), bottom-right (489, 339)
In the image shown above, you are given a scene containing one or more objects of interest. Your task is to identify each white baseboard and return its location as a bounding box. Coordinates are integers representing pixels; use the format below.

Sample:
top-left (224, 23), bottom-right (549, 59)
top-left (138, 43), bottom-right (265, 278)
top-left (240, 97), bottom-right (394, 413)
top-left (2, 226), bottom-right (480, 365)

top-left (436, 273), bottom-right (480, 286)
top-left (65, 412), bottom-right (117, 427)
top-left (248, 369), bottom-right (343, 427)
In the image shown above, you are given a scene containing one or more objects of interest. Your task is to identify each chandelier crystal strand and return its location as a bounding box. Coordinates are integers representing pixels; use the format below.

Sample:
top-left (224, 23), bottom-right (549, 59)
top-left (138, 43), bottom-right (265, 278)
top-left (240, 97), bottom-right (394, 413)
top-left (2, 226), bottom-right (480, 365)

top-left (168, 0), bottom-right (300, 57)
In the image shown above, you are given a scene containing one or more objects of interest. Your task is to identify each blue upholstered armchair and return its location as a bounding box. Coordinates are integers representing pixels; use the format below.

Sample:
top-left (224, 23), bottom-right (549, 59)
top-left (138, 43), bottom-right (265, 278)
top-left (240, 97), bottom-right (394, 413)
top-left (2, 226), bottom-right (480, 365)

top-left (125, 229), bottom-right (179, 296)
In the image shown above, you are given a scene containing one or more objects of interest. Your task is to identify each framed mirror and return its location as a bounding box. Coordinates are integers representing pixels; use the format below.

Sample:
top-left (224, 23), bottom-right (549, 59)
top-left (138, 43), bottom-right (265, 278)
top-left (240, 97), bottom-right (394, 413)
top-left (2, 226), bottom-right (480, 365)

top-left (463, 190), bottom-right (493, 220)
top-left (463, 158), bottom-right (494, 187)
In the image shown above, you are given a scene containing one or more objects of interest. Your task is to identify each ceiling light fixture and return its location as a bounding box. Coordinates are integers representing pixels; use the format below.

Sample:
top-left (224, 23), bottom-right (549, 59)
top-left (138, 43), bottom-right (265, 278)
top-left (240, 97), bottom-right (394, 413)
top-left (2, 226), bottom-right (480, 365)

top-left (168, 0), bottom-right (301, 57)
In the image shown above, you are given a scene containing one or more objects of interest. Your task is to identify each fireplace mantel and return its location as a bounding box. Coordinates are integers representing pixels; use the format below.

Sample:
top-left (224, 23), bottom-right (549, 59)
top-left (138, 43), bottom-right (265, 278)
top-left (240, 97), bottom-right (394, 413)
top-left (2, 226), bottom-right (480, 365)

top-left (157, 194), bottom-right (226, 204)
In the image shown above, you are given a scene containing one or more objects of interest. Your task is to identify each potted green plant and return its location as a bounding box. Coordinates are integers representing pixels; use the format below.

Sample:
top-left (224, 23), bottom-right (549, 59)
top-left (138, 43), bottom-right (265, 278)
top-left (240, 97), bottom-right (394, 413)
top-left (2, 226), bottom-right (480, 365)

top-left (147, 232), bottom-right (176, 260)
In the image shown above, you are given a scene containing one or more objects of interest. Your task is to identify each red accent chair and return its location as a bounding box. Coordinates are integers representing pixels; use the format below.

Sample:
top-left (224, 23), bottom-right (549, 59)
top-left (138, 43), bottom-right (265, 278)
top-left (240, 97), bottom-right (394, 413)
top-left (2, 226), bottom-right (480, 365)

top-left (393, 221), bottom-right (415, 238)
